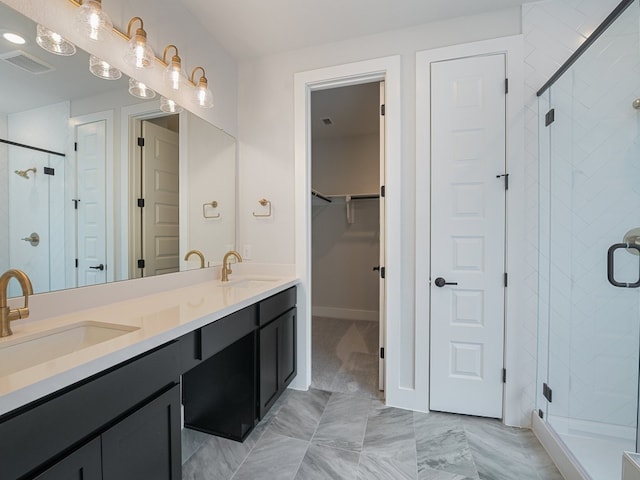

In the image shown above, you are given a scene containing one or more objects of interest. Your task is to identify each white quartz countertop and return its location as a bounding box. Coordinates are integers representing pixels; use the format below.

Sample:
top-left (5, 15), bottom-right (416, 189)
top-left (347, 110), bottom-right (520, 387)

top-left (0, 271), bottom-right (298, 417)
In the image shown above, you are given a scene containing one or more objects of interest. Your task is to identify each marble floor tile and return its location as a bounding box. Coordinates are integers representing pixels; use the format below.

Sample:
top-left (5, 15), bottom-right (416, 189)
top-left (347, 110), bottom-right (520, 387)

top-left (357, 452), bottom-right (418, 480)
top-left (363, 405), bottom-right (416, 457)
top-left (312, 392), bottom-right (371, 451)
top-left (181, 427), bottom-right (211, 464)
top-left (231, 431), bottom-right (309, 480)
top-left (183, 433), bottom-right (255, 480)
top-left (414, 412), bottom-right (478, 479)
top-left (268, 388), bottom-right (331, 441)
top-left (418, 467), bottom-right (474, 480)
top-left (294, 443), bottom-right (360, 480)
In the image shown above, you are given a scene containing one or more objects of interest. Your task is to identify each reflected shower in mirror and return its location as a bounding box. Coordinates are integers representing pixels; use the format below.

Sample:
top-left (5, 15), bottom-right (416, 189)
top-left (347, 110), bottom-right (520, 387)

top-left (0, 1), bottom-right (236, 296)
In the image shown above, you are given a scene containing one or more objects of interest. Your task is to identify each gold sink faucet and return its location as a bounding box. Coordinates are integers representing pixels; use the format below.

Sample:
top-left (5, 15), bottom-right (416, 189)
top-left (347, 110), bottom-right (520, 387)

top-left (184, 249), bottom-right (205, 269)
top-left (221, 251), bottom-right (243, 282)
top-left (0, 269), bottom-right (34, 337)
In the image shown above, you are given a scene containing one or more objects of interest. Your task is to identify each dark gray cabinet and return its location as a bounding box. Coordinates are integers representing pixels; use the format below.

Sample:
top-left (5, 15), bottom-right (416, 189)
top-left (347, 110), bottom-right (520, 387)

top-left (33, 438), bottom-right (102, 480)
top-left (259, 288), bottom-right (297, 419)
top-left (0, 343), bottom-right (181, 480)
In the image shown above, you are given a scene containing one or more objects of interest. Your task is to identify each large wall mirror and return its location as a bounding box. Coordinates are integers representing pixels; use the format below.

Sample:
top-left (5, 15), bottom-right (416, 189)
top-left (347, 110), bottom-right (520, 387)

top-left (0, 1), bottom-right (236, 296)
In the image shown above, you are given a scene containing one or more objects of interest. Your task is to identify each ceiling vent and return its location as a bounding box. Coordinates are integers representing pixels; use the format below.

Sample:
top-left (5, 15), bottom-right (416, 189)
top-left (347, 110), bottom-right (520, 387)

top-left (321, 117), bottom-right (333, 126)
top-left (0, 50), bottom-right (54, 74)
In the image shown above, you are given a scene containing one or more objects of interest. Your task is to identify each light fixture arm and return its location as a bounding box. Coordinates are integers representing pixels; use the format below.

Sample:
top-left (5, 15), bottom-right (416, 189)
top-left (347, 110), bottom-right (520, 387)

top-left (190, 66), bottom-right (207, 86)
top-left (162, 44), bottom-right (180, 65)
top-left (126, 16), bottom-right (145, 39)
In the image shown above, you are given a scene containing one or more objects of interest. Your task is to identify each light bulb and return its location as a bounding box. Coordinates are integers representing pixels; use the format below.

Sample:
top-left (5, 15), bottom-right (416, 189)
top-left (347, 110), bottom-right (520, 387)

top-left (124, 18), bottom-right (154, 69)
top-left (194, 78), bottom-right (214, 108)
top-left (76, 0), bottom-right (112, 42)
top-left (160, 96), bottom-right (183, 113)
top-left (89, 55), bottom-right (121, 80)
top-left (128, 78), bottom-right (156, 99)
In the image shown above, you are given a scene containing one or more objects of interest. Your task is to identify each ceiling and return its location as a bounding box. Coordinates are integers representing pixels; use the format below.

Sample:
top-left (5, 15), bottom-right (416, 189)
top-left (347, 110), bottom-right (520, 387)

top-left (178, 0), bottom-right (529, 59)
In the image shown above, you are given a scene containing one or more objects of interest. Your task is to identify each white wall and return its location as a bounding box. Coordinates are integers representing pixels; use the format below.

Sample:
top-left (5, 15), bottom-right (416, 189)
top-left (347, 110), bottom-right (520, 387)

top-left (237, 8), bottom-right (522, 413)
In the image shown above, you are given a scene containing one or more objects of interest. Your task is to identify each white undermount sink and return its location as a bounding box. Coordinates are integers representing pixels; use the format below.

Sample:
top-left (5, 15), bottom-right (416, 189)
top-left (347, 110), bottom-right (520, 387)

top-left (218, 277), bottom-right (281, 288)
top-left (0, 321), bottom-right (139, 377)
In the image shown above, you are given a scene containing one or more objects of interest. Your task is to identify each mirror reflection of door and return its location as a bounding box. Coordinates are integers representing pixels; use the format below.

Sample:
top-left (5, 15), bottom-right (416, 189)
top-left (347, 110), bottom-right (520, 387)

top-left (75, 120), bottom-right (107, 287)
top-left (134, 117), bottom-right (180, 278)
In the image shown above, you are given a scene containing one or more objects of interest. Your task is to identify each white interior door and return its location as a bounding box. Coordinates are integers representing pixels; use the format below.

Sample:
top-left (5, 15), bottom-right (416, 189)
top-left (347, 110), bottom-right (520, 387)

top-left (429, 54), bottom-right (506, 418)
top-left (76, 120), bottom-right (107, 287)
top-left (378, 80), bottom-right (386, 391)
top-left (141, 121), bottom-right (180, 277)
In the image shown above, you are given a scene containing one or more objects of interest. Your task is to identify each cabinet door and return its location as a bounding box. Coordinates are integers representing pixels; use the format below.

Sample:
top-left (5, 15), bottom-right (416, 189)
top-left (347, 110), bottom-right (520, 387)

top-left (259, 318), bottom-right (279, 419)
top-left (278, 308), bottom-right (297, 389)
top-left (33, 437), bottom-right (101, 480)
top-left (102, 385), bottom-right (181, 480)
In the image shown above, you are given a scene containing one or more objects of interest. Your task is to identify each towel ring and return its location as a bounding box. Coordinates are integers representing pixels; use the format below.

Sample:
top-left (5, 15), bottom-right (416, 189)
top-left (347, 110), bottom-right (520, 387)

top-left (252, 198), bottom-right (272, 217)
top-left (203, 201), bottom-right (220, 219)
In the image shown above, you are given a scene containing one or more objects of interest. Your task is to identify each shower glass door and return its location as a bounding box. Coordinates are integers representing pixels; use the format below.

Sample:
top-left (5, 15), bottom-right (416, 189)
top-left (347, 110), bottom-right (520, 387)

top-left (538, 2), bottom-right (640, 479)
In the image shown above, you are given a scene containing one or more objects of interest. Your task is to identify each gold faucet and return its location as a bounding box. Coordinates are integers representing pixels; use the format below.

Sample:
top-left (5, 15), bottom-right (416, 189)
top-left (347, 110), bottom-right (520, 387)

top-left (0, 269), bottom-right (34, 337)
top-left (184, 249), bottom-right (205, 269)
top-left (221, 251), bottom-right (243, 282)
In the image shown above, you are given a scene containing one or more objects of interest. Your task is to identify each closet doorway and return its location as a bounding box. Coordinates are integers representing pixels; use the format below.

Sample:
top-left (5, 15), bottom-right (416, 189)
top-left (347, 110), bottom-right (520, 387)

top-left (310, 81), bottom-right (385, 399)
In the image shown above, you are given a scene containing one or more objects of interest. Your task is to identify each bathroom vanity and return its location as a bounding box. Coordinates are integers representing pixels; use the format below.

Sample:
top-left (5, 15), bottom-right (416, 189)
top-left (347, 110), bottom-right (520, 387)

top-left (0, 273), bottom-right (297, 479)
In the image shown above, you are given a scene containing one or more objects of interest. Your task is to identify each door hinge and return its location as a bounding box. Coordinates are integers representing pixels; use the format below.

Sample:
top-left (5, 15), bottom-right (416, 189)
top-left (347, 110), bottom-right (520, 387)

top-left (496, 173), bottom-right (509, 190)
top-left (504, 272), bottom-right (508, 287)
top-left (137, 137), bottom-right (145, 147)
top-left (137, 259), bottom-right (145, 269)
top-left (380, 104), bottom-right (385, 116)
top-left (538, 409), bottom-right (544, 419)
top-left (74, 142), bottom-right (78, 151)
top-left (543, 383), bottom-right (553, 403)
top-left (75, 258), bottom-right (78, 268)
top-left (44, 167), bottom-right (55, 176)
top-left (380, 267), bottom-right (386, 279)
top-left (381, 185), bottom-right (385, 198)
top-left (502, 368), bottom-right (507, 383)
top-left (545, 109), bottom-right (555, 127)
top-left (72, 199), bottom-right (80, 209)
top-left (505, 78), bottom-right (509, 94)
top-left (137, 198), bottom-right (145, 208)
top-left (380, 347), bottom-right (385, 359)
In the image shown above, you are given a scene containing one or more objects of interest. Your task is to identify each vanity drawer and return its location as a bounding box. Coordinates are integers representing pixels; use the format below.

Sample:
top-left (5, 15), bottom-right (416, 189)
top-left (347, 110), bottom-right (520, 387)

top-left (259, 287), bottom-right (296, 327)
top-left (0, 341), bottom-right (180, 480)
top-left (200, 305), bottom-right (257, 360)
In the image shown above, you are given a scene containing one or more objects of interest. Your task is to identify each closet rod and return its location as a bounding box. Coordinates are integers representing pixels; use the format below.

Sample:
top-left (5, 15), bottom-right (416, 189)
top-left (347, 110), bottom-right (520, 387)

top-left (344, 194), bottom-right (379, 200)
top-left (0, 138), bottom-right (66, 157)
top-left (311, 190), bottom-right (332, 203)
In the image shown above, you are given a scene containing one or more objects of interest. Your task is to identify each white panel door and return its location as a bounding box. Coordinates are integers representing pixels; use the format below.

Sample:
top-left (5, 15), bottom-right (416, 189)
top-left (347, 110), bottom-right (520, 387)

top-left (76, 121), bottom-right (107, 287)
top-left (430, 54), bottom-right (506, 418)
top-left (141, 121), bottom-right (180, 277)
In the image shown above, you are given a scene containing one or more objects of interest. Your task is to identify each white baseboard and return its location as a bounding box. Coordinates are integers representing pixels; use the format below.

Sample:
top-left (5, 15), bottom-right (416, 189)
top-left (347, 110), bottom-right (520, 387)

top-left (531, 411), bottom-right (589, 480)
top-left (312, 306), bottom-right (378, 322)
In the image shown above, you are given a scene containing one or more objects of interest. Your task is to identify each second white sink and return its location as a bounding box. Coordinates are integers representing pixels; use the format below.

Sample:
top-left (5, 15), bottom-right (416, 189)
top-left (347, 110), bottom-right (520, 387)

top-left (0, 321), bottom-right (139, 377)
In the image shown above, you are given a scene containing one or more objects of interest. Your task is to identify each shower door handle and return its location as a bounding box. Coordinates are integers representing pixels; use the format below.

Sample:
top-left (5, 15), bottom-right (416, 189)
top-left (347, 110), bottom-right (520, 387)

top-left (607, 243), bottom-right (640, 288)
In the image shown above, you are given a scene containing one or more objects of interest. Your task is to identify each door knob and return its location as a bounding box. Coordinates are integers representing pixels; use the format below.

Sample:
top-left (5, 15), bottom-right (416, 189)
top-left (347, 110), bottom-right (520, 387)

top-left (89, 264), bottom-right (105, 271)
top-left (434, 277), bottom-right (457, 287)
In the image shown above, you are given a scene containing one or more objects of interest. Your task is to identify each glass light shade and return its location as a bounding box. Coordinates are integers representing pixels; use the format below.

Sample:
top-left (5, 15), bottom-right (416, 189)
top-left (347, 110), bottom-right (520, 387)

top-left (160, 96), bottom-right (183, 114)
top-left (163, 60), bottom-right (187, 91)
top-left (128, 78), bottom-right (156, 99)
top-left (89, 55), bottom-right (121, 80)
top-left (36, 24), bottom-right (76, 56)
top-left (194, 79), bottom-right (214, 108)
top-left (124, 31), bottom-right (154, 69)
top-left (76, 0), bottom-right (112, 42)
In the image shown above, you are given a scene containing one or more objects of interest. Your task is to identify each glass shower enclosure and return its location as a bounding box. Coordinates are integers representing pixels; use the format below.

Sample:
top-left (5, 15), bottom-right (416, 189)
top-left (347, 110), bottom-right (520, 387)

top-left (537, 1), bottom-right (640, 478)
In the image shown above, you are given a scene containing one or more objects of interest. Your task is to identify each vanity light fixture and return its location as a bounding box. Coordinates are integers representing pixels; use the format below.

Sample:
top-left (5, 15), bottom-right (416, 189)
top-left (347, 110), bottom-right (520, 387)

top-left (190, 66), bottom-right (214, 109)
top-left (128, 78), bottom-right (156, 99)
top-left (2, 32), bottom-right (26, 45)
top-left (89, 54), bottom-right (121, 79)
top-left (160, 96), bottom-right (183, 113)
top-left (124, 17), bottom-right (154, 69)
top-left (76, 0), bottom-right (112, 42)
top-left (162, 45), bottom-right (187, 91)
top-left (36, 24), bottom-right (76, 56)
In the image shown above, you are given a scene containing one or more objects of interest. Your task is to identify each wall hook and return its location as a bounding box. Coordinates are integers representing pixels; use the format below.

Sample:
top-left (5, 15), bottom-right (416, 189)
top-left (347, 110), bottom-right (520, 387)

top-left (252, 198), bottom-right (272, 217)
